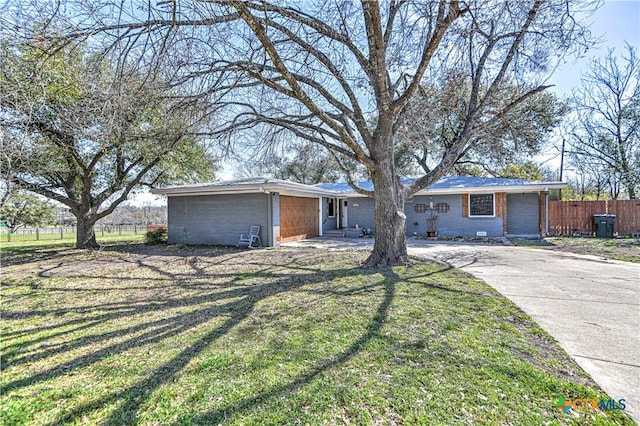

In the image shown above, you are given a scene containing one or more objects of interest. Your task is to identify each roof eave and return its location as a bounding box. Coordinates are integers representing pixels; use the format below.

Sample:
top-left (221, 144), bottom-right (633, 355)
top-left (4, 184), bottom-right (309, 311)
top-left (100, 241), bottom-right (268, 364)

top-left (416, 182), bottom-right (568, 195)
top-left (151, 182), bottom-right (338, 197)
top-left (331, 182), bottom-right (568, 197)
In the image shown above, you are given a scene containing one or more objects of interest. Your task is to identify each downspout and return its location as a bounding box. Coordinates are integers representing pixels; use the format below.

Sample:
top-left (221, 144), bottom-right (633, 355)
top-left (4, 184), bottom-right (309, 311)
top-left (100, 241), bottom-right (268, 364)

top-left (318, 197), bottom-right (323, 237)
top-left (267, 192), bottom-right (273, 246)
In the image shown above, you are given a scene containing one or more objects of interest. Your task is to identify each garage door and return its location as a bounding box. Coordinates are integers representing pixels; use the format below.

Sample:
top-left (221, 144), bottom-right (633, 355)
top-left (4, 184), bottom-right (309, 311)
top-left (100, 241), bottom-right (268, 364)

top-left (507, 193), bottom-right (539, 235)
top-left (280, 196), bottom-right (319, 243)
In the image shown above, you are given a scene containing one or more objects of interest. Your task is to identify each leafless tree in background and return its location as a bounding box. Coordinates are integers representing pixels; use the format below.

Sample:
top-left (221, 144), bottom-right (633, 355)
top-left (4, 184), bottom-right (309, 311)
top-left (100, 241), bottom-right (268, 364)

top-left (567, 44), bottom-right (639, 199)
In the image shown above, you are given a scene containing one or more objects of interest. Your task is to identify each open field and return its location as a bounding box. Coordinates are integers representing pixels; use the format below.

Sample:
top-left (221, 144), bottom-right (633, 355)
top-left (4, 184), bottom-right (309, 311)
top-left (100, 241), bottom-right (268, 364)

top-left (511, 237), bottom-right (640, 263)
top-left (0, 228), bottom-right (146, 244)
top-left (0, 234), bottom-right (144, 258)
top-left (1, 243), bottom-right (634, 425)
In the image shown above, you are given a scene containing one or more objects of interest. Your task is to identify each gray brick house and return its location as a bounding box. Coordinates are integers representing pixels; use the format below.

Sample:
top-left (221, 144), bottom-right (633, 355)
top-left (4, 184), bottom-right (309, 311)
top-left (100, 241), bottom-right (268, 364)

top-left (152, 176), bottom-right (566, 246)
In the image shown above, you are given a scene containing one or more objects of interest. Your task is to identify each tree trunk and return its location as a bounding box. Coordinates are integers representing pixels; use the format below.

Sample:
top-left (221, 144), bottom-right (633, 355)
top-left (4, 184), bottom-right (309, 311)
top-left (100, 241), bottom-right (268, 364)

top-left (76, 215), bottom-right (99, 249)
top-left (623, 175), bottom-right (636, 199)
top-left (366, 159), bottom-right (409, 267)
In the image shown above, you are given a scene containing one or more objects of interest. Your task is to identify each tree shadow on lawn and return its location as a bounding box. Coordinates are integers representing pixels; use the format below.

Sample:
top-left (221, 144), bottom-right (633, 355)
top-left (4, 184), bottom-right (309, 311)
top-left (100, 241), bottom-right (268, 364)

top-left (0, 245), bottom-right (80, 268)
top-left (0, 241), bottom-right (240, 269)
top-left (1, 248), bottom-right (460, 425)
top-left (1, 250), bottom-right (317, 359)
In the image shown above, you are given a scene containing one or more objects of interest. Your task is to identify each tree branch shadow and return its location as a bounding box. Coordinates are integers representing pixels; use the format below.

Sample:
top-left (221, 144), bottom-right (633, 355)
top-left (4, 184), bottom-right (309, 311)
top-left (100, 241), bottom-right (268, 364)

top-left (176, 270), bottom-right (398, 425)
top-left (2, 247), bottom-right (402, 425)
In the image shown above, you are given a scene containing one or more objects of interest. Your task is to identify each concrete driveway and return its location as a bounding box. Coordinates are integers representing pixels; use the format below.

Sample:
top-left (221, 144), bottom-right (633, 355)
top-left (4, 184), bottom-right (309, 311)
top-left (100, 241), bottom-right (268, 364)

top-left (284, 238), bottom-right (640, 422)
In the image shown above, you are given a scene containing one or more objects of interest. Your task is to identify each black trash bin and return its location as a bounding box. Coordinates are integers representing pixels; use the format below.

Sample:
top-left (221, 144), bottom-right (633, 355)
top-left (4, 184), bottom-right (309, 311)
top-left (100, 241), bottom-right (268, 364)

top-left (593, 214), bottom-right (615, 238)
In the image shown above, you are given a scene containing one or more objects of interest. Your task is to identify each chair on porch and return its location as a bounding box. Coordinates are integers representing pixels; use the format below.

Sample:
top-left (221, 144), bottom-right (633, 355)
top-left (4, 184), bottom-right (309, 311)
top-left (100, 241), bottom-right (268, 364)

top-left (238, 225), bottom-right (262, 249)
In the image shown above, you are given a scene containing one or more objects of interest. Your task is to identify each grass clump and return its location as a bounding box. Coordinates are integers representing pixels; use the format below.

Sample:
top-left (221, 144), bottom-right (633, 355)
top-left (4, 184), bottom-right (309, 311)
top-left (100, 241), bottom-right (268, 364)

top-left (0, 245), bottom-right (633, 425)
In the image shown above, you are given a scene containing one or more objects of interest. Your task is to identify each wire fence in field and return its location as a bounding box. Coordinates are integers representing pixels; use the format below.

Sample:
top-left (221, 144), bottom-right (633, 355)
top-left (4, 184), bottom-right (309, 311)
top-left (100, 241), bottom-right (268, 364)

top-left (0, 224), bottom-right (154, 243)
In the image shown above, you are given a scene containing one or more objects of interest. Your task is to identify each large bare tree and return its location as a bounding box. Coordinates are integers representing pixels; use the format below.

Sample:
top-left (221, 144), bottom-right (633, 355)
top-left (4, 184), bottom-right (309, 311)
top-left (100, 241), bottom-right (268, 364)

top-left (567, 44), bottom-right (640, 199)
top-left (5, 0), bottom-right (596, 264)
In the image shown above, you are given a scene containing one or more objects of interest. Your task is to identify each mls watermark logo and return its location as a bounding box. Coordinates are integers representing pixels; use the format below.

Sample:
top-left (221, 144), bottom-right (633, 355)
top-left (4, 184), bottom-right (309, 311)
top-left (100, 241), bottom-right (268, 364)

top-left (554, 396), bottom-right (626, 414)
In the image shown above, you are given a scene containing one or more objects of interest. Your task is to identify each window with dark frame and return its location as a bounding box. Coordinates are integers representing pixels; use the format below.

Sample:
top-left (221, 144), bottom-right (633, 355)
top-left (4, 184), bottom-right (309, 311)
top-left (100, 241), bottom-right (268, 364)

top-left (327, 198), bottom-right (335, 217)
top-left (469, 194), bottom-right (494, 216)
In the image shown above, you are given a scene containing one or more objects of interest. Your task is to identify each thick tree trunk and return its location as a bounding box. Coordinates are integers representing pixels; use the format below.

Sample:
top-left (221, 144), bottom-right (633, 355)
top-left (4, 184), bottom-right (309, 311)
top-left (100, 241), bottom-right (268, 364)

top-left (366, 161), bottom-right (409, 268)
top-left (76, 215), bottom-right (99, 249)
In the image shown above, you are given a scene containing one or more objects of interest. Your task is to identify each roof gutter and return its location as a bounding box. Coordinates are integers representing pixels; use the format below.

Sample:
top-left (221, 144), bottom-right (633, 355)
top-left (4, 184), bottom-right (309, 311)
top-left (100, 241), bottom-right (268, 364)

top-left (151, 182), bottom-right (338, 198)
top-left (418, 182), bottom-right (568, 195)
top-left (152, 180), bottom-right (568, 198)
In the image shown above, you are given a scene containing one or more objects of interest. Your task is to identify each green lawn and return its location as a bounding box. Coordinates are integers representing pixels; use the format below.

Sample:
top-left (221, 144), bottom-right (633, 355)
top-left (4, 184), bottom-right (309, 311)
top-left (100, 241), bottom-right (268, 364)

top-left (0, 244), bottom-right (634, 425)
top-left (0, 234), bottom-right (144, 260)
top-left (511, 236), bottom-right (640, 263)
top-left (0, 231), bottom-right (145, 244)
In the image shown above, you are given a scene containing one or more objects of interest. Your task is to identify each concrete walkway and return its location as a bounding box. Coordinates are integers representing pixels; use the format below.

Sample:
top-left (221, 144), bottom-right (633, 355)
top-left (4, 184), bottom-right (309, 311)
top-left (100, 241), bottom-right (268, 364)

top-left (284, 238), bottom-right (640, 422)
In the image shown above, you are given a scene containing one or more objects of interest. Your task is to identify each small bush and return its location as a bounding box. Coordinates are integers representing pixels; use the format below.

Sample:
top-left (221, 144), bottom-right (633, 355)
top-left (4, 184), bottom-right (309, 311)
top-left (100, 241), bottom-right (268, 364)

top-left (145, 227), bottom-right (167, 245)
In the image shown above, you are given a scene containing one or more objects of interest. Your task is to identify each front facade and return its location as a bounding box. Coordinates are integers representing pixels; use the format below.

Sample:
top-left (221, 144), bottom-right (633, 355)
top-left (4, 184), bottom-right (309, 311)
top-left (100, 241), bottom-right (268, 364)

top-left (153, 176), bottom-right (566, 247)
top-left (153, 179), bottom-right (337, 246)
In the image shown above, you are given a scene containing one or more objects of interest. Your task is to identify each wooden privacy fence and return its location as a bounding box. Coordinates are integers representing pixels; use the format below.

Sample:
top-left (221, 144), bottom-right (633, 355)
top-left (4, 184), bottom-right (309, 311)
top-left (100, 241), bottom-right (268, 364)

top-left (548, 200), bottom-right (640, 236)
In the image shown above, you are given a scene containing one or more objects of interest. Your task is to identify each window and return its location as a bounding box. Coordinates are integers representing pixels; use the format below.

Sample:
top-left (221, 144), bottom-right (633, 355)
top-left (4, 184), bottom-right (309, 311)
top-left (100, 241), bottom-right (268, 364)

top-left (327, 198), bottom-right (335, 217)
top-left (469, 194), bottom-right (494, 217)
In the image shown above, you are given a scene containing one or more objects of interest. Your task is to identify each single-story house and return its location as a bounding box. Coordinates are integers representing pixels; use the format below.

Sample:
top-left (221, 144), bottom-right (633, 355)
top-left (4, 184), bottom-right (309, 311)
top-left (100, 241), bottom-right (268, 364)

top-left (151, 176), bottom-right (567, 246)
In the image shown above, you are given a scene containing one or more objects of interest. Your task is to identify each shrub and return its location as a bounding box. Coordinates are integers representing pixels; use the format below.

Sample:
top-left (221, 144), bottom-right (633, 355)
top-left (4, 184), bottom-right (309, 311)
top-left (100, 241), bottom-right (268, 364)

top-left (145, 227), bottom-right (167, 245)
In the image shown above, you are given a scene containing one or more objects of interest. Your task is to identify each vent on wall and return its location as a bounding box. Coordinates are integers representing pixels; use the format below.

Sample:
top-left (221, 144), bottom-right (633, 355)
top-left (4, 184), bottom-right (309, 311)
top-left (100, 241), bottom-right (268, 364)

top-left (414, 203), bottom-right (450, 213)
top-left (434, 203), bottom-right (450, 213)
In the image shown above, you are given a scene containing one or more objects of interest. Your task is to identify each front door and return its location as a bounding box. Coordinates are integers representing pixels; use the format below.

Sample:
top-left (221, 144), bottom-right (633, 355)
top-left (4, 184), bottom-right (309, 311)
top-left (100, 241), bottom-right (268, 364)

top-left (338, 199), bottom-right (348, 228)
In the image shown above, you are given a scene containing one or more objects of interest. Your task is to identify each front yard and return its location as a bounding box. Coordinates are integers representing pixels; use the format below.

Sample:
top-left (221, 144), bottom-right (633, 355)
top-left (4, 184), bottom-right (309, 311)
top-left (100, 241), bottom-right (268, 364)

top-left (0, 243), bottom-right (634, 425)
